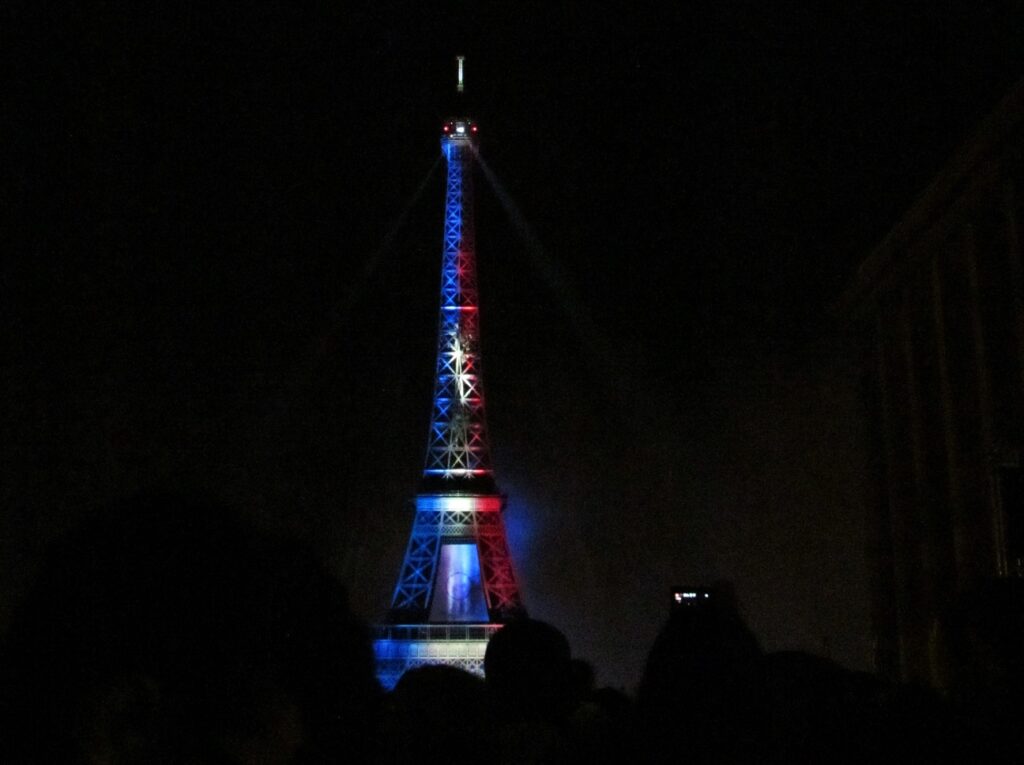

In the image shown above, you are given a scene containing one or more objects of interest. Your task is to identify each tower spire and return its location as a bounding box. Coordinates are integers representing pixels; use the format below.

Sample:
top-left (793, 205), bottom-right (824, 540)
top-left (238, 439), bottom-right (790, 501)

top-left (457, 55), bottom-right (465, 94)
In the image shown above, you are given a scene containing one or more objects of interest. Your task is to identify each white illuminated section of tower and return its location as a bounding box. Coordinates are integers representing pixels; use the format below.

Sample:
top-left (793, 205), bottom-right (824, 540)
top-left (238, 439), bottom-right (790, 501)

top-left (457, 55), bottom-right (465, 93)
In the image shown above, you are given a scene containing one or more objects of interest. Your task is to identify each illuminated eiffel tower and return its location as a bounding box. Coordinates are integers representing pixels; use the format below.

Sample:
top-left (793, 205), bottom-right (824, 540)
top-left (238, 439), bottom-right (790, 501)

top-left (373, 58), bottom-right (525, 689)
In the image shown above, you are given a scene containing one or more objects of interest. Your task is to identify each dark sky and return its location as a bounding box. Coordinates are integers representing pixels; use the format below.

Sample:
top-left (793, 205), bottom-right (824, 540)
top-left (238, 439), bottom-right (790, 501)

top-left (5, 1), bottom-right (1023, 687)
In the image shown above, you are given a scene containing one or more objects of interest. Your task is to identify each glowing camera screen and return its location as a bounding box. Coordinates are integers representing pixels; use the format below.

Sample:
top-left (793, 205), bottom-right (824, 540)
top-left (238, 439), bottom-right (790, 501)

top-left (671, 588), bottom-right (712, 607)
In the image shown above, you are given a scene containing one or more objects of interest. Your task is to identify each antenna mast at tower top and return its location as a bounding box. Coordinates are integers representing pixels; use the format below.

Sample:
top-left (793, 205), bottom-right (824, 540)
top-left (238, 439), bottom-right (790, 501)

top-left (457, 55), bottom-right (465, 93)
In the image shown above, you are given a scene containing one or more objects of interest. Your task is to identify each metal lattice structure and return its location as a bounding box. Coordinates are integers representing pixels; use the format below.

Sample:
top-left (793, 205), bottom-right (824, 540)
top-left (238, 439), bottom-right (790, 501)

top-left (386, 117), bottom-right (525, 624)
top-left (423, 131), bottom-right (491, 480)
top-left (375, 74), bottom-right (527, 686)
top-left (389, 495), bottom-right (524, 622)
top-left (373, 623), bottom-right (502, 690)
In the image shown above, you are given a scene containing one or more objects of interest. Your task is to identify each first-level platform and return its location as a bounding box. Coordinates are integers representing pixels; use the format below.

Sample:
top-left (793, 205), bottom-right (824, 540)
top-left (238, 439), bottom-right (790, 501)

top-left (372, 623), bottom-right (502, 690)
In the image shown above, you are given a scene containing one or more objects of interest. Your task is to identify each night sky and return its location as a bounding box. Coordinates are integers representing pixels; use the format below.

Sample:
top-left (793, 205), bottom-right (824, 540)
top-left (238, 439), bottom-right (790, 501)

top-left (5, 1), bottom-right (1023, 688)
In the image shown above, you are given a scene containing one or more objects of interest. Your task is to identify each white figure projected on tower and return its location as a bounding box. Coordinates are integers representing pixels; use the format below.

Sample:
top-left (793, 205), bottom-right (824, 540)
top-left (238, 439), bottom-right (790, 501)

top-left (428, 543), bottom-right (487, 621)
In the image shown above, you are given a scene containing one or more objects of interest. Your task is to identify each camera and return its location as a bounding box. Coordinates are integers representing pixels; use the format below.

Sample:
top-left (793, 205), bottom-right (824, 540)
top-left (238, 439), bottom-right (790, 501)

top-left (671, 587), bottom-right (713, 608)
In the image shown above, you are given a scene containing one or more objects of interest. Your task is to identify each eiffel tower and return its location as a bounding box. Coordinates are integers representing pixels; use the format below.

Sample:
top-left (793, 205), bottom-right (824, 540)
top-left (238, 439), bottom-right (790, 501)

top-left (373, 57), bottom-right (526, 689)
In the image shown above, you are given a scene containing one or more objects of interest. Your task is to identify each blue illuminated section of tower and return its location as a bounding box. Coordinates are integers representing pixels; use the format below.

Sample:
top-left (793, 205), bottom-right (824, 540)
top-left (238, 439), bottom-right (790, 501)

top-left (373, 60), bottom-right (526, 689)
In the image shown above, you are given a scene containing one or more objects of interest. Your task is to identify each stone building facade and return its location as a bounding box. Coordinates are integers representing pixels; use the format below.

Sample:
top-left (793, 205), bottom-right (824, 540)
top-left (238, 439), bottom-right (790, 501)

top-left (841, 80), bottom-right (1024, 691)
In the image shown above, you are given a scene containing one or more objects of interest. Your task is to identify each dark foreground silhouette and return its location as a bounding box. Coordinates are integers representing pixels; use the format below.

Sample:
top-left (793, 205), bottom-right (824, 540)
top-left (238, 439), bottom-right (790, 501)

top-left (0, 491), bottom-right (381, 763)
top-left (3, 492), bottom-right (1021, 762)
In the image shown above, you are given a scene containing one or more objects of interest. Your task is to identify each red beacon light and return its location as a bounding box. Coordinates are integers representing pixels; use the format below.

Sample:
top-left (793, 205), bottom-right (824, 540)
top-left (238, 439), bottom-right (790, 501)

top-left (441, 120), bottom-right (476, 137)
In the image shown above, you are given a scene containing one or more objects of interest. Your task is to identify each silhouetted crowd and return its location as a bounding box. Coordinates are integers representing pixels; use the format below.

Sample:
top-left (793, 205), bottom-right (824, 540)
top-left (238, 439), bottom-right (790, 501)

top-left (1, 492), bottom-right (1021, 762)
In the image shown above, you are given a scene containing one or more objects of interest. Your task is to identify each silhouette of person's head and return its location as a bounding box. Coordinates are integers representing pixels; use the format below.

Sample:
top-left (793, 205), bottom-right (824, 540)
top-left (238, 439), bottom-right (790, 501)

top-left (640, 587), bottom-right (761, 705)
top-left (0, 490), bottom-right (381, 763)
top-left (638, 585), bottom-right (763, 762)
top-left (383, 664), bottom-right (491, 759)
top-left (484, 618), bottom-right (575, 724)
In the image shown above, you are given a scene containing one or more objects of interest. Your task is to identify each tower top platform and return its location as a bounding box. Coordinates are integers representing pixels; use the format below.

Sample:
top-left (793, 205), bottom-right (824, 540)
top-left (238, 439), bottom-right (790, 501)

top-left (441, 118), bottom-right (479, 143)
